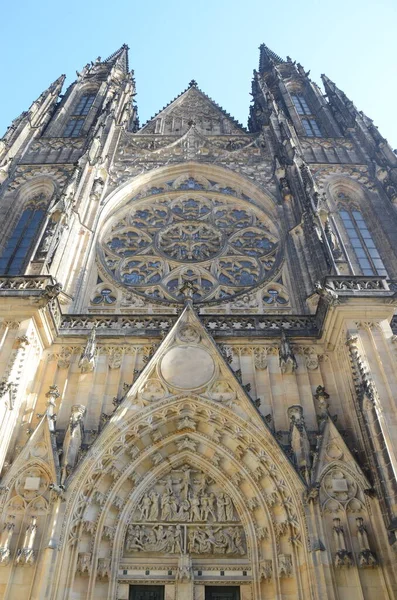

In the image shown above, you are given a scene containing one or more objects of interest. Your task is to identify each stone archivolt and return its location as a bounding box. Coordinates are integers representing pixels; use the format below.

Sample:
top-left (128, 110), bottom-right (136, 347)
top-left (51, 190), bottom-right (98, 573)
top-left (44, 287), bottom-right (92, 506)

top-left (57, 388), bottom-right (305, 597)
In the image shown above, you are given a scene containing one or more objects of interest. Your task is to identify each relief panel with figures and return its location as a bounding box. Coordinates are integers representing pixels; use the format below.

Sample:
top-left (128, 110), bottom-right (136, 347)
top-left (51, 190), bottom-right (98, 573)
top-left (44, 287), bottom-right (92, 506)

top-left (125, 467), bottom-right (246, 557)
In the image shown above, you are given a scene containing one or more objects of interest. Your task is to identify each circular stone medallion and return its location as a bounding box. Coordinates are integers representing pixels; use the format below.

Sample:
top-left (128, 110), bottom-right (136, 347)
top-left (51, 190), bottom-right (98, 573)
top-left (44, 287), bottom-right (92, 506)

top-left (160, 346), bottom-right (215, 389)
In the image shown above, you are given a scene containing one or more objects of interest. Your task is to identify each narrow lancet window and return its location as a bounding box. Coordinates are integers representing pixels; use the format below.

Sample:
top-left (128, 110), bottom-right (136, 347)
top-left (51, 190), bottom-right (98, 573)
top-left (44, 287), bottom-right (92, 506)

top-left (63, 93), bottom-right (96, 137)
top-left (291, 94), bottom-right (322, 137)
top-left (0, 196), bottom-right (47, 275)
top-left (339, 209), bottom-right (387, 276)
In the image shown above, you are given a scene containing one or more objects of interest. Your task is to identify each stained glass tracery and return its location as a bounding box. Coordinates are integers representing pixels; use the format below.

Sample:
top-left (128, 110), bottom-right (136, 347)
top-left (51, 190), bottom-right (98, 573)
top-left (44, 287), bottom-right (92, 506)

top-left (100, 189), bottom-right (280, 302)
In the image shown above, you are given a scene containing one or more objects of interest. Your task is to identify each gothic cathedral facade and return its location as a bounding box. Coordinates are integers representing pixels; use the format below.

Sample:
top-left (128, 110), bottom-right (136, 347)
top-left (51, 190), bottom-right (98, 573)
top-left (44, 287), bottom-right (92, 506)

top-left (0, 43), bottom-right (396, 600)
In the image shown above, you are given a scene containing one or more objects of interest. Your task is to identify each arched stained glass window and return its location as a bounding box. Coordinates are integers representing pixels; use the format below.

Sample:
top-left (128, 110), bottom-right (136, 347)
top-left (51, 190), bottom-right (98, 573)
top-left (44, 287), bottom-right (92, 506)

top-left (291, 94), bottom-right (322, 137)
top-left (63, 93), bottom-right (96, 138)
top-left (0, 197), bottom-right (47, 275)
top-left (339, 208), bottom-right (387, 276)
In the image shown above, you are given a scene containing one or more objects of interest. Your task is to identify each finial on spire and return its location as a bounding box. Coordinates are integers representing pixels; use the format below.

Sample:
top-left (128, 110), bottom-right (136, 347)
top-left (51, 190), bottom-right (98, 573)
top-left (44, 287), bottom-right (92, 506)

top-left (188, 80), bottom-right (198, 88)
top-left (259, 44), bottom-right (284, 72)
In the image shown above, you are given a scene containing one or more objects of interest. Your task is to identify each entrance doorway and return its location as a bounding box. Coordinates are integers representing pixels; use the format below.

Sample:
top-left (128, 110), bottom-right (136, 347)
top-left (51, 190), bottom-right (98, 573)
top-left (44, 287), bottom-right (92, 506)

top-left (205, 586), bottom-right (240, 600)
top-left (129, 585), bottom-right (165, 600)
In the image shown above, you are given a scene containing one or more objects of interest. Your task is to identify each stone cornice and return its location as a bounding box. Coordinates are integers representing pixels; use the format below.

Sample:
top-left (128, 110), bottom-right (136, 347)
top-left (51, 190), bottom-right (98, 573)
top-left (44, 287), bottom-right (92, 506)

top-left (0, 276), bottom-right (394, 341)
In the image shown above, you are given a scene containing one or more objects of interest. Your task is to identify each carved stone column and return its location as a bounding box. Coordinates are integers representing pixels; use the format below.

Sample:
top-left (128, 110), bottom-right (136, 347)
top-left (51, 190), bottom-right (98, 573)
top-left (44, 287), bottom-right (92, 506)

top-left (175, 554), bottom-right (194, 600)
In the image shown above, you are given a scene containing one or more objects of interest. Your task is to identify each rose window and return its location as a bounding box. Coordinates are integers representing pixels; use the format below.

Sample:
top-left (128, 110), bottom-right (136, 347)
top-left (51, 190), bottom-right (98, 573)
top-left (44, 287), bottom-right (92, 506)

top-left (158, 222), bottom-right (223, 261)
top-left (99, 189), bottom-right (280, 302)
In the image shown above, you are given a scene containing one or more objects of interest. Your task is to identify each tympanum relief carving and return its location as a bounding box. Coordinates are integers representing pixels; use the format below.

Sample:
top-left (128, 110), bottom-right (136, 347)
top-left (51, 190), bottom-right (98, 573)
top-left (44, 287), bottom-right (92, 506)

top-left (125, 466), bottom-right (246, 556)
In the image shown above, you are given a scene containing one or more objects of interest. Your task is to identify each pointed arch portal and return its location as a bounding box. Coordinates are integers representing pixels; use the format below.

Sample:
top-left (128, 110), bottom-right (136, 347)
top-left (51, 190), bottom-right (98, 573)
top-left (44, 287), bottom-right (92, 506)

top-left (50, 305), bottom-right (312, 600)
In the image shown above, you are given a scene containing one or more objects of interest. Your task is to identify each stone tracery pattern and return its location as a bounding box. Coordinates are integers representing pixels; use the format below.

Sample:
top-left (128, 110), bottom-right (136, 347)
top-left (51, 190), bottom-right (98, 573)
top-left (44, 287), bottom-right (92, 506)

top-left (100, 183), bottom-right (279, 302)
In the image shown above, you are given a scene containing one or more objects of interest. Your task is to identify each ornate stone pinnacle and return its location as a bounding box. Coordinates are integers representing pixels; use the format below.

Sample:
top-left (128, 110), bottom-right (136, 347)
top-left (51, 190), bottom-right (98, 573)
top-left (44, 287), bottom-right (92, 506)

top-left (188, 79), bottom-right (198, 88)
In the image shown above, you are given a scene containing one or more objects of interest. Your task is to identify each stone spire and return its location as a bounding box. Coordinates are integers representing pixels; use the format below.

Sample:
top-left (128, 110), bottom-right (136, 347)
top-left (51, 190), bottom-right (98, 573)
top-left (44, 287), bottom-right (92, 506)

top-left (0, 73), bottom-right (66, 176)
top-left (258, 43), bottom-right (285, 72)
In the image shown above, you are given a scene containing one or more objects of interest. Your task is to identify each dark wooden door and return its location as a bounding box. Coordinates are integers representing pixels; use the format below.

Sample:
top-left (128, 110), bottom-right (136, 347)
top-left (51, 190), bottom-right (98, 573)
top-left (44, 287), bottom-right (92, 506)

top-left (129, 585), bottom-right (165, 600)
top-left (205, 586), bottom-right (240, 600)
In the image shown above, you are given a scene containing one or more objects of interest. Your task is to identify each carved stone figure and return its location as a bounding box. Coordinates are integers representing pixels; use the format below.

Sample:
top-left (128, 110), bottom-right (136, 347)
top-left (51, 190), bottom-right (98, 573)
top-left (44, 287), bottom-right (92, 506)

top-left (0, 516), bottom-right (15, 566)
top-left (288, 405), bottom-right (311, 481)
top-left (333, 518), bottom-right (353, 568)
top-left (279, 331), bottom-right (297, 373)
top-left (160, 491), bottom-right (173, 521)
top-left (175, 554), bottom-right (193, 581)
top-left (187, 525), bottom-right (246, 555)
top-left (209, 380), bottom-right (236, 404)
top-left (177, 324), bottom-right (200, 343)
top-left (126, 525), bottom-right (186, 554)
top-left (189, 494), bottom-right (201, 521)
top-left (278, 553), bottom-right (293, 577)
top-left (97, 557), bottom-right (111, 580)
top-left (45, 384), bottom-right (60, 430)
top-left (138, 379), bottom-right (166, 403)
top-left (148, 491), bottom-right (159, 520)
top-left (254, 347), bottom-right (267, 370)
top-left (217, 493), bottom-right (227, 522)
top-left (139, 494), bottom-right (152, 520)
top-left (16, 516), bottom-right (37, 566)
top-left (126, 525), bottom-right (144, 551)
top-left (61, 405), bottom-right (86, 483)
top-left (224, 494), bottom-right (235, 521)
top-left (90, 177), bottom-right (104, 201)
top-left (324, 219), bottom-right (342, 259)
top-left (314, 385), bottom-right (330, 419)
top-left (76, 552), bottom-right (91, 575)
top-left (314, 281), bottom-right (339, 306)
top-left (36, 219), bottom-right (57, 258)
top-left (78, 327), bottom-right (97, 373)
top-left (356, 518), bottom-right (378, 567)
top-left (260, 559), bottom-right (273, 581)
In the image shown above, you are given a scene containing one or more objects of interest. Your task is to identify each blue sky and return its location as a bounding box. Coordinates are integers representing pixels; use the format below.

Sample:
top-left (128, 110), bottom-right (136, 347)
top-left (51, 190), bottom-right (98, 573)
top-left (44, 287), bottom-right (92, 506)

top-left (1, 0), bottom-right (397, 147)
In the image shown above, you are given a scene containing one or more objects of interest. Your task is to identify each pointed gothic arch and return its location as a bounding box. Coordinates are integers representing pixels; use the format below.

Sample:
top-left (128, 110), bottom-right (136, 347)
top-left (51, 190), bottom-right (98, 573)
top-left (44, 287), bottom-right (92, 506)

top-left (52, 387), bottom-right (313, 600)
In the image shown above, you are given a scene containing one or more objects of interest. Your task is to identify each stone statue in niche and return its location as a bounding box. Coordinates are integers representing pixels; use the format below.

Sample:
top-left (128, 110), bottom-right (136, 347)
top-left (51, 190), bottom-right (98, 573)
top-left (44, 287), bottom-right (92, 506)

top-left (15, 516), bottom-right (37, 566)
top-left (278, 553), bottom-right (293, 578)
top-left (61, 404), bottom-right (86, 483)
top-left (279, 331), bottom-right (297, 373)
top-left (260, 559), bottom-right (273, 581)
top-left (36, 219), bottom-right (57, 259)
top-left (288, 405), bottom-right (311, 482)
top-left (333, 518), bottom-right (353, 568)
top-left (134, 467), bottom-right (238, 524)
top-left (97, 557), bottom-right (111, 580)
top-left (324, 219), bottom-right (342, 259)
top-left (76, 552), bottom-right (91, 575)
top-left (78, 327), bottom-right (97, 373)
top-left (356, 517), bottom-right (378, 568)
top-left (0, 515), bottom-right (15, 566)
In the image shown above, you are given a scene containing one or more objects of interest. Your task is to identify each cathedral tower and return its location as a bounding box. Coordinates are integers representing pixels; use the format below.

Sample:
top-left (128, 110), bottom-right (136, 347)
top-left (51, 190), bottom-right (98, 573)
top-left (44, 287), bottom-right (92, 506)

top-left (0, 43), bottom-right (396, 600)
